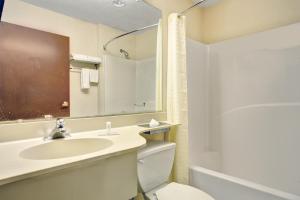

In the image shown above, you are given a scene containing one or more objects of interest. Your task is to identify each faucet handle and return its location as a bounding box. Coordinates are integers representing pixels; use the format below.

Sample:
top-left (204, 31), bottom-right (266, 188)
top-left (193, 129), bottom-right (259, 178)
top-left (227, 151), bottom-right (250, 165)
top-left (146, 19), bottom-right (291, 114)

top-left (56, 118), bottom-right (65, 129)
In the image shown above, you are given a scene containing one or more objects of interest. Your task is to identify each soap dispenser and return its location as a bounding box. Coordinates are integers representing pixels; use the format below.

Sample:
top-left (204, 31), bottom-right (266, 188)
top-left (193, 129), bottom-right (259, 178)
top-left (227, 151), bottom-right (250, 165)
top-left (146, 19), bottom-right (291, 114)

top-left (99, 121), bottom-right (119, 136)
top-left (106, 121), bottom-right (112, 135)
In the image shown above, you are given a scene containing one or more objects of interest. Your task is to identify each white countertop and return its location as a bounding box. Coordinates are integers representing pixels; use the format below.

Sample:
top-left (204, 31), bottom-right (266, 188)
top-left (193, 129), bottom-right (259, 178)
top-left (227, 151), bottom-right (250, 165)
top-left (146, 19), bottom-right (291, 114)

top-left (0, 124), bottom-right (173, 186)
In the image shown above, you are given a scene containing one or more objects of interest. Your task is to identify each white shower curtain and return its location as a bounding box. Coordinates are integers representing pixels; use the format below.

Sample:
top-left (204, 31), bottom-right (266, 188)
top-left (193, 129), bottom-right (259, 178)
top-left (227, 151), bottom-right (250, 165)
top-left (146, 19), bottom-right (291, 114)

top-left (155, 19), bottom-right (163, 111)
top-left (167, 13), bottom-right (189, 184)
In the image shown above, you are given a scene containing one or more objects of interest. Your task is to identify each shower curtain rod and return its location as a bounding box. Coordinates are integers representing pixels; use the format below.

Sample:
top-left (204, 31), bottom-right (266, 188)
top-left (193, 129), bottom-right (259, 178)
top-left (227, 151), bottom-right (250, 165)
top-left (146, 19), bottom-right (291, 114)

top-left (103, 23), bottom-right (158, 50)
top-left (180, 0), bottom-right (207, 15)
top-left (103, 0), bottom-right (207, 51)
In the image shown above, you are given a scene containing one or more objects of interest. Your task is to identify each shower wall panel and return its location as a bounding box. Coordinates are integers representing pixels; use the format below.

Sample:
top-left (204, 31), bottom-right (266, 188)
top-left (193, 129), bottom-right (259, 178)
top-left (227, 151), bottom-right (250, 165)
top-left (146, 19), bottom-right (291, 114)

top-left (209, 22), bottom-right (300, 195)
top-left (187, 39), bottom-right (222, 171)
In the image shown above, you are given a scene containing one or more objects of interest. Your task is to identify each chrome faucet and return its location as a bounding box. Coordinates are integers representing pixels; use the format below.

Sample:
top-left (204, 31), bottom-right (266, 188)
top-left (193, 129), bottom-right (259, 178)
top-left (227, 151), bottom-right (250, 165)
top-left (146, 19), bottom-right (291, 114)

top-left (44, 118), bottom-right (70, 140)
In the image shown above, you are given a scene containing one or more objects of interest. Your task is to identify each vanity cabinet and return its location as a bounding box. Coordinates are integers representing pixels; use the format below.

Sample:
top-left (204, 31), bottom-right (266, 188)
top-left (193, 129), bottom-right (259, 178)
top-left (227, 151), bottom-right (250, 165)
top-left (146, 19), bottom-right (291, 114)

top-left (0, 152), bottom-right (137, 200)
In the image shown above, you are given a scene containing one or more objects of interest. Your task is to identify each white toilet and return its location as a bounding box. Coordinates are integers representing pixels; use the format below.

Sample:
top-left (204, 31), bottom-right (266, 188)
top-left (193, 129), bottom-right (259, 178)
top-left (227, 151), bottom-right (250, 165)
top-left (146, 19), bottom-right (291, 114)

top-left (137, 141), bottom-right (215, 200)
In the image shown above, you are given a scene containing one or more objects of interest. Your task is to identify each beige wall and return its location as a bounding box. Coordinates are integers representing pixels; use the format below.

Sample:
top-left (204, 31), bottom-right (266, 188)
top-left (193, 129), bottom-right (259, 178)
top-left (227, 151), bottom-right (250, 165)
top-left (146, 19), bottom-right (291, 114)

top-left (135, 28), bottom-right (158, 60)
top-left (201, 0), bottom-right (300, 43)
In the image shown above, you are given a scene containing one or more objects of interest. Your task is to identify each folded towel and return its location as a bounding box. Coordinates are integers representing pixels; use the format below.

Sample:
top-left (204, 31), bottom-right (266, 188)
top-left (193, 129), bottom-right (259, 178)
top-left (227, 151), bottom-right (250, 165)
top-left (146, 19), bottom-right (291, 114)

top-left (81, 68), bottom-right (90, 89)
top-left (149, 119), bottom-right (160, 128)
top-left (71, 53), bottom-right (102, 64)
top-left (89, 69), bottom-right (99, 83)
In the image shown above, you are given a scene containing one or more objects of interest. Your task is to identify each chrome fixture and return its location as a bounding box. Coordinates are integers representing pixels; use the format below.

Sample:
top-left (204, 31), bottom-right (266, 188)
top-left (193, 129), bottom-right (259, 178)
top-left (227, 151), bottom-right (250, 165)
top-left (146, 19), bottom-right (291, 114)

top-left (44, 118), bottom-right (70, 140)
top-left (112, 0), bottom-right (126, 7)
top-left (103, 0), bottom-right (208, 51)
top-left (103, 23), bottom-right (158, 51)
top-left (180, 0), bottom-right (208, 15)
top-left (120, 49), bottom-right (130, 59)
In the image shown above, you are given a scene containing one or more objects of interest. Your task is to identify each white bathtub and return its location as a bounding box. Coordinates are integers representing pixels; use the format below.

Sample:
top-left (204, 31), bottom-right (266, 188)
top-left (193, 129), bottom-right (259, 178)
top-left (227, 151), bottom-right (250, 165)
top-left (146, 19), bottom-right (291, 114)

top-left (189, 166), bottom-right (300, 200)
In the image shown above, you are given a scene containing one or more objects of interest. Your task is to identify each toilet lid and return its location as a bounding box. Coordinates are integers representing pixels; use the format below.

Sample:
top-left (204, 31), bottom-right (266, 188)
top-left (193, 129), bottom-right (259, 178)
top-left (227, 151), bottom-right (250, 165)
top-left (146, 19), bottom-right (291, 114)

top-left (155, 182), bottom-right (215, 200)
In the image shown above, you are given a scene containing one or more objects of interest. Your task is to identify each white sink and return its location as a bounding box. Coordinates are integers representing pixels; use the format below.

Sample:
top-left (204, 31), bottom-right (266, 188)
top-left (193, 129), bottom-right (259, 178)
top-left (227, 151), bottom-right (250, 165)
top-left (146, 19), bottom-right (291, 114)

top-left (20, 138), bottom-right (113, 160)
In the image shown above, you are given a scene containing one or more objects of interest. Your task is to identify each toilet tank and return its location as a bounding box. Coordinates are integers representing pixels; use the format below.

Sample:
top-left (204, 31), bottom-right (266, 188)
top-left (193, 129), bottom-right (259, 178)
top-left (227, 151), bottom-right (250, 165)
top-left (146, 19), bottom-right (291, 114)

top-left (137, 141), bottom-right (176, 193)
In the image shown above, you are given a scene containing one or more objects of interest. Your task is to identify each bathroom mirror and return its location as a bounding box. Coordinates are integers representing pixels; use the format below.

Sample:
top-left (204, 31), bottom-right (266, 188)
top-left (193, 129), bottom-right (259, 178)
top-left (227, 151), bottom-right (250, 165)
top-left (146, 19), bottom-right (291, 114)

top-left (0, 0), bottom-right (162, 121)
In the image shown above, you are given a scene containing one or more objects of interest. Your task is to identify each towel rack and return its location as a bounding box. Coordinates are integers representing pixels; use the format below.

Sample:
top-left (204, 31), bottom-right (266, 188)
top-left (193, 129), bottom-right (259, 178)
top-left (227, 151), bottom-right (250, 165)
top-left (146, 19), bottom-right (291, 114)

top-left (70, 53), bottom-right (101, 64)
top-left (69, 53), bottom-right (101, 72)
top-left (69, 66), bottom-right (97, 70)
top-left (69, 67), bottom-right (81, 73)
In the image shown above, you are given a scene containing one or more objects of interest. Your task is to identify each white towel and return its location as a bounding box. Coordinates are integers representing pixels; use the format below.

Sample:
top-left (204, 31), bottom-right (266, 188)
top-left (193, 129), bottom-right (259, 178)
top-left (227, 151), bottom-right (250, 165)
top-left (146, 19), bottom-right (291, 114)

top-left (81, 68), bottom-right (90, 89)
top-left (149, 119), bottom-right (160, 128)
top-left (89, 69), bottom-right (99, 83)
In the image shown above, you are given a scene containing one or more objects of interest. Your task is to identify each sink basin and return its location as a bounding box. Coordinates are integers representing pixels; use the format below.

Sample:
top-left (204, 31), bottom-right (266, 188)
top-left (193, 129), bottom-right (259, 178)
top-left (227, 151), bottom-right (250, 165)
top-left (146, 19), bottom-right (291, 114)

top-left (20, 138), bottom-right (113, 160)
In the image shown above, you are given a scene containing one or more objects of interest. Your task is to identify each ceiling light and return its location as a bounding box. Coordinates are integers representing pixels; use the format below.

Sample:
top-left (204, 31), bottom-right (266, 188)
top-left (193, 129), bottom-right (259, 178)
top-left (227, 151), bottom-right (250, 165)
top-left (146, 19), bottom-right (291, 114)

top-left (112, 0), bottom-right (126, 8)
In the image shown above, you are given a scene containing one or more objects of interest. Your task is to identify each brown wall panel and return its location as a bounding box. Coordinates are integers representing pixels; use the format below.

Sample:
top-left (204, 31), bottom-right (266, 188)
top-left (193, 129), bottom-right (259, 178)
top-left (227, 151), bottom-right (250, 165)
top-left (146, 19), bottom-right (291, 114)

top-left (0, 22), bottom-right (70, 120)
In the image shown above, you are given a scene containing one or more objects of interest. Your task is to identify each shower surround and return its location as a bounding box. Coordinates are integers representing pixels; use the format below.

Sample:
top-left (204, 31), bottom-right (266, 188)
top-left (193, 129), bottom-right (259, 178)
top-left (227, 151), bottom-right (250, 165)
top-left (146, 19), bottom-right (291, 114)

top-left (187, 22), bottom-right (300, 198)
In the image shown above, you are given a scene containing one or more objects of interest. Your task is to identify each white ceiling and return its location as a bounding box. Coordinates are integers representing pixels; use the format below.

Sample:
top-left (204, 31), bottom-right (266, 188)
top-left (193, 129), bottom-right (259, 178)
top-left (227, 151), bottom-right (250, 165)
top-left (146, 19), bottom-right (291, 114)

top-left (22, 0), bottom-right (161, 32)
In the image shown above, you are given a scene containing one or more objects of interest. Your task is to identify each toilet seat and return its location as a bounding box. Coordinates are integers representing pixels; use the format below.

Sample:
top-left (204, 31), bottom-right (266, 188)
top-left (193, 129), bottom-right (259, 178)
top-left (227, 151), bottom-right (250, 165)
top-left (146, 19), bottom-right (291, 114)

top-left (152, 182), bottom-right (215, 200)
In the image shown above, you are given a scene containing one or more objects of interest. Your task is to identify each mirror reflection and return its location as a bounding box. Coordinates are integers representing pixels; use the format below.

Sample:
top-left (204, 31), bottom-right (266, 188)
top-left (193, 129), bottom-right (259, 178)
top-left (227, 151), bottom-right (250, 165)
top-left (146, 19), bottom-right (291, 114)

top-left (0, 0), bottom-right (162, 121)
